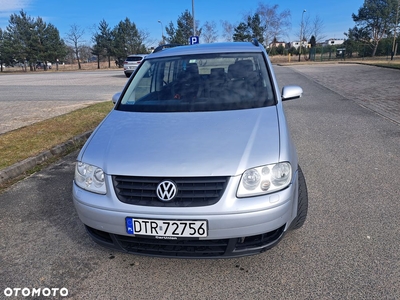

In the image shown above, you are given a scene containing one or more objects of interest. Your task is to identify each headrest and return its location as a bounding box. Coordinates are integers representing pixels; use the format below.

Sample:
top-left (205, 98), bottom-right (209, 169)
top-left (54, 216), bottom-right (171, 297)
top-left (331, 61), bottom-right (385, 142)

top-left (210, 68), bottom-right (225, 77)
top-left (228, 60), bottom-right (253, 79)
top-left (186, 63), bottom-right (199, 75)
top-left (235, 60), bottom-right (253, 72)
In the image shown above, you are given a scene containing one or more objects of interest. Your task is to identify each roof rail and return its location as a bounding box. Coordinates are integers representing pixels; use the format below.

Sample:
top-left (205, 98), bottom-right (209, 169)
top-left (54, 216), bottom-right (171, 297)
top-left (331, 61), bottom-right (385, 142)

top-left (252, 38), bottom-right (260, 47)
top-left (153, 44), bottom-right (182, 53)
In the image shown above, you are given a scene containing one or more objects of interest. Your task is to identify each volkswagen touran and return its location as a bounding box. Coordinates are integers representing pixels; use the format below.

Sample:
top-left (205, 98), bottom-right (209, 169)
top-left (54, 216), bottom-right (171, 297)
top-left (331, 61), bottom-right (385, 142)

top-left (73, 40), bottom-right (308, 258)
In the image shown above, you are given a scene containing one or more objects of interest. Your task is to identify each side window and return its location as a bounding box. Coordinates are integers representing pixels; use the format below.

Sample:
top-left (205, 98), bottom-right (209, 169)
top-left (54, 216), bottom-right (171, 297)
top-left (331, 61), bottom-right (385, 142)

top-left (129, 61), bottom-right (176, 99)
top-left (163, 61), bottom-right (174, 84)
top-left (150, 60), bottom-right (178, 91)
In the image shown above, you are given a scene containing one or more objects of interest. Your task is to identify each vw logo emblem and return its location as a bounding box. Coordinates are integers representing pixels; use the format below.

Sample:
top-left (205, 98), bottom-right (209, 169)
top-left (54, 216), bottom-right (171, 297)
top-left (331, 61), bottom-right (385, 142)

top-left (156, 180), bottom-right (177, 201)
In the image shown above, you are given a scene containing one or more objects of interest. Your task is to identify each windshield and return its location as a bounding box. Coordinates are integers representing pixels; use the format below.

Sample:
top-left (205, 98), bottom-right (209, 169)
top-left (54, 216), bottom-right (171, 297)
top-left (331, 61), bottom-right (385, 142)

top-left (117, 52), bottom-right (275, 112)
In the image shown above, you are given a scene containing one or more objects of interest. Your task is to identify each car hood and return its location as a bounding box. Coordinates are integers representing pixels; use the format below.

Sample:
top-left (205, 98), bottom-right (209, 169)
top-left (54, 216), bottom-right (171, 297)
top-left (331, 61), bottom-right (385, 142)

top-left (81, 108), bottom-right (281, 177)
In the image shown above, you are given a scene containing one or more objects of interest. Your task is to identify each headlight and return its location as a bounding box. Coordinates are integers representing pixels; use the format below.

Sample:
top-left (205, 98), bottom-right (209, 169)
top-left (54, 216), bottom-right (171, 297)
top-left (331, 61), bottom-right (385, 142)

top-left (74, 162), bottom-right (107, 194)
top-left (237, 162), bottom-right (292, 197)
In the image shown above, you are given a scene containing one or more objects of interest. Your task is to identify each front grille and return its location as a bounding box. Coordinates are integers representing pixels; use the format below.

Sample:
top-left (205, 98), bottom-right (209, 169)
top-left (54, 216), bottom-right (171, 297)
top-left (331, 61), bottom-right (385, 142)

top-left (115, 235), bottom-right (229, 257)
top-left (112, 176), bottom-right (229, 207)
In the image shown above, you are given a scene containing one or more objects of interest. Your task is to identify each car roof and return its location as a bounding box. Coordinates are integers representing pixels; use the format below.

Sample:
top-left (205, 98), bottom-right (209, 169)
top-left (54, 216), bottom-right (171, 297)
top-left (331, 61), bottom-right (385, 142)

top-left (148, 41), bottom-right (264, 59)
top-left (127, 54), bottom-right (147, 57)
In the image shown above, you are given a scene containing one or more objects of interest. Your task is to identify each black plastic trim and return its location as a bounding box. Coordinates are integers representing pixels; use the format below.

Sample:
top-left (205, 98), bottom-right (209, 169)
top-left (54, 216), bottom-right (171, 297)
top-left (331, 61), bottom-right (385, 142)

top-left (85, 225), bottom-right (286, 258)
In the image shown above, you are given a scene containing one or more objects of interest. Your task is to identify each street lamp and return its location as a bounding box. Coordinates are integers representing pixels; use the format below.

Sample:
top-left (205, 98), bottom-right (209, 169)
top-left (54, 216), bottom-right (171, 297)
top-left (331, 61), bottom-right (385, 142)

top-left (391, 0), bottom-right (400, 60)
top-left (192, 0), bottom-right (196, 36)
top-left (299, 9), bottom-right (306, 62)
top-left (158, 20), bottom-right (164, 43)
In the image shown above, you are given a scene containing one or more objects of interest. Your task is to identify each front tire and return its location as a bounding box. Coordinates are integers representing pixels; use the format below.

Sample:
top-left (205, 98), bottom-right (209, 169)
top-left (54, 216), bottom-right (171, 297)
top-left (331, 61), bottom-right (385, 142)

top-left (290, 166), bottom-right (308, 230)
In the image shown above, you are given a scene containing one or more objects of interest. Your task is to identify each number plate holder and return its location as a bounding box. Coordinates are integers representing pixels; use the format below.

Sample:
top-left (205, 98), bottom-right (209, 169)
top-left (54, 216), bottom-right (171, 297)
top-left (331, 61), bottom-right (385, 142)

top-left (125, 218), bottom-right (208, 238)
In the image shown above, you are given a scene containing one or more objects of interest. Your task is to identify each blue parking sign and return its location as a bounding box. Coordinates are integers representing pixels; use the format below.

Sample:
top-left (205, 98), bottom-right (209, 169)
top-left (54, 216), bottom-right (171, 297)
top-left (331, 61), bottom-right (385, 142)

top-left (190, 36), bottom-right (199, 45)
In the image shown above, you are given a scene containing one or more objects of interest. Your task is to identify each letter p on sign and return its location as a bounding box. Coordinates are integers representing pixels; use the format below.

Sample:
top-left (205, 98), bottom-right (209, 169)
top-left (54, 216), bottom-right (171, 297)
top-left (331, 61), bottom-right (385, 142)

top-left (190, 36), bottom-right (199, 45)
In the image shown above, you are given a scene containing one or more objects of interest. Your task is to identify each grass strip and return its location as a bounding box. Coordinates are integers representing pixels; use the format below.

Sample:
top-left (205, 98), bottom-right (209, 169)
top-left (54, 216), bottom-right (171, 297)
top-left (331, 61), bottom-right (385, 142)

top-left (0, 101), bottom-right (114, 170)
top-left (366, 62), bottom-right (400, 69)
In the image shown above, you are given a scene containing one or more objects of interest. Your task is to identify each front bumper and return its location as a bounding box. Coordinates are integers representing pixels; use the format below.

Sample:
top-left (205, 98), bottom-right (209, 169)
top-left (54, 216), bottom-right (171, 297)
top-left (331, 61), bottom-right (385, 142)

top-left (84, 223), bottom-right (286, 258)
top-left (72, 173), bottom-right (298, 258)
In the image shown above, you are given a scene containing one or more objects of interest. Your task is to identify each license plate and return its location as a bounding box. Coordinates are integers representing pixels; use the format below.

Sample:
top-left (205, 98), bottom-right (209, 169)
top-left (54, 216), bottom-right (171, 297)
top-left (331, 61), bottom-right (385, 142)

top-left (126, 218), bottom-right (208, 238)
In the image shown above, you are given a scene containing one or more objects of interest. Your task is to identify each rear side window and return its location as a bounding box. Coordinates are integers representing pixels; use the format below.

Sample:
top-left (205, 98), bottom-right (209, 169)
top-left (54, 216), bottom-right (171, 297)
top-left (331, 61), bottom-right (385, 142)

top-left (117, 52), bottom-right (275, 112)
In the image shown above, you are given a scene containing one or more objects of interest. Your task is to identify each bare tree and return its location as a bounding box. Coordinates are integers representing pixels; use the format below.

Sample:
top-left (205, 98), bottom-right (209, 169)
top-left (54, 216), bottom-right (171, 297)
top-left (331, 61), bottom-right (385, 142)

top-left (220, 20), bottom-right (235, 42)
top-left (79, 44), bottom-right (93, 63)
top-left (202, 21), bottom-right (218, 43)
top-left (65, 24), bottom-right (85, 69)
top-left (301, 14), bottom-right (311, 42)
top-left (256, 3), bottom-right (291, 47)
top-left (296, 14), bottom-right (314, 61)
top-left (312, 15), bottom-right (326, 43)
top-left (302, 14), bottom-right (326, 44)
top-left (139, 28), bottom-right (155, 48)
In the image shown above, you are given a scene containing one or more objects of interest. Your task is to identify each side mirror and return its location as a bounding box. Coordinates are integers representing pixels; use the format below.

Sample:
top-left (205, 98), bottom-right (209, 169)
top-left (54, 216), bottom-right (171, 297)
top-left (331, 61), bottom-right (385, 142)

top-left (112, 92), bottom-right (121, 104)
top-left (282, 85), bottom-right (303, 101)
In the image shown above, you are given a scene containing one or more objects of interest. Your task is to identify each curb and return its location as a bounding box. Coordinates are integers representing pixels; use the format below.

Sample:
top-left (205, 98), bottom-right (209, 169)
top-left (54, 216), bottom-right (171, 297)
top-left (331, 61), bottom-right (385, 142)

top-left (0, 131), bottom-right (92, 185)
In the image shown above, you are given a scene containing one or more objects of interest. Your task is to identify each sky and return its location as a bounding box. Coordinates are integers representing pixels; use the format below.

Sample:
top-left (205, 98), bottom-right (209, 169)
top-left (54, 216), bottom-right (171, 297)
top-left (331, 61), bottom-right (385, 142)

top-left (0, 0), bottom-right (363, 47)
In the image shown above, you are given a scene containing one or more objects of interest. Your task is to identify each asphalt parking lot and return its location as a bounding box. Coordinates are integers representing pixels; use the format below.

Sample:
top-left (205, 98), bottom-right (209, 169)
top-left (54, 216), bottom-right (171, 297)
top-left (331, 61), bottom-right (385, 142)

top-left (283, 63), bottom-right (400, 125)
top-left (0, 70), bottom-right (126, 134)
top-left (0, 65), bottom-right (399, 299)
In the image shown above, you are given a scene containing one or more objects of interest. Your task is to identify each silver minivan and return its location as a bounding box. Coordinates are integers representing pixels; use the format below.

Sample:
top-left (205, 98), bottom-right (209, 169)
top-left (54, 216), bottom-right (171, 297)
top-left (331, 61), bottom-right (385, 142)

top-left (73, 41), bottom-right (308, 258)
